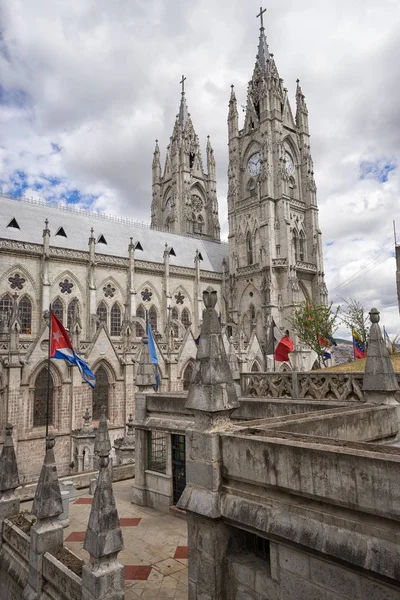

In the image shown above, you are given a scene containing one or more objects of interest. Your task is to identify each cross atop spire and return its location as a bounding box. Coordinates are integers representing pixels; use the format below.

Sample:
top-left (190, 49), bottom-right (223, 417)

top-left (180, 74), bottom-right (187, 95)
top-left (256, 6), bottom-right (266, 30)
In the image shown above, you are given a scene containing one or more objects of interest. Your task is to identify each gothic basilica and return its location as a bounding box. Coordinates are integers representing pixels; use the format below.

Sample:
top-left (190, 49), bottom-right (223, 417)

top-left (0, 13), bottom-right (326, 482)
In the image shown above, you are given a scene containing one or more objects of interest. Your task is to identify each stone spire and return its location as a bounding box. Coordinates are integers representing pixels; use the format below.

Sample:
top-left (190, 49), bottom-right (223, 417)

top-left (296, 78), bottom-right (309, 132)
top-left (136, 332), bottom-right (156, 393)
top-left (185, 287), bottom-right (239, 415)
top-left (0, 424), bottom-right (20, 522)
top-left (363, 308), bottom-right (399, 404)
top-left (228, 84), bottom-right (239, 136)
top-left (82, 407), bottom-right (124, 600)
top-left (178, 74), bottom-right (189, 129)
top-left (152, 139), bottom-right (162, 179)
top-left (32, 435), bottom-right (63, 520)
top-left (256, 6), bottom-right (270, 72)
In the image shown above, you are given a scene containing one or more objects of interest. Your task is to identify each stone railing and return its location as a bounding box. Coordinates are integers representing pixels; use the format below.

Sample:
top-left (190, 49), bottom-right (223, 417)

top-left (240, 371), bottom-right (381, 403)
top-left (295, 261), bottom-right (317, 273)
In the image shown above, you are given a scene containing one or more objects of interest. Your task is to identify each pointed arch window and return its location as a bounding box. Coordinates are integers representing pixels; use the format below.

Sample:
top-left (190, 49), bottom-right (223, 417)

top-left (136, 305), bottom-right (145, 338)
top-left (34, 367), bottom-right (53, 427)
top-left (0, 293), bottom-right (13, 322)
top-left (171, 307), bottom-right (179, 338)
top-left (52, 298), bottom-right (64, 324)
top-left (67, 298), bottom-right (79, 331)
top-left (299, 231), bottom-right (305, 262)
top-left (193, 215), bottom-right (204, 235)
top-left (92, 365), bottom-right (109, 419)
top-left (149, 306), bottom-right (158, 332)
top-left (96, 301), bottom-right (107, 330)
top-left (249, 304), bottom-right (256, 330)
top-left (19, 295), bottom-right (32, 334)
top-left (110, 303), bottom-right (122, 336)
top-left (246, 231), bottom-right (253, 265)
top-left (183, 363), bottom-right (194, 391)
top-left (181, 308), bottom-right (191, 329)
top-left (293, 230), bottom-right (299, 262)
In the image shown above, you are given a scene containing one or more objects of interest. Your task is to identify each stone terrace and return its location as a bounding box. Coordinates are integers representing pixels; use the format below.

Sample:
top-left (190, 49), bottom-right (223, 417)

top-left (22, 479), bottom-right (188, 600)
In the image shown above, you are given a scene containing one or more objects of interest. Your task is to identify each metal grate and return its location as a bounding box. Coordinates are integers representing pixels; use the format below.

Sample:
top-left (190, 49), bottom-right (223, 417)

top-left (148, 431), bottom-right (167, 473)
top-left (172, 434), bottom-right (186, 505)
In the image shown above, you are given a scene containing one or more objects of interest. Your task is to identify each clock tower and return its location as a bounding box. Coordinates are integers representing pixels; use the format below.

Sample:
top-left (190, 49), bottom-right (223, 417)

top-left (226, 8), bottom-right (328, 358)
top-left (151, 76), bottom-right (220, 241)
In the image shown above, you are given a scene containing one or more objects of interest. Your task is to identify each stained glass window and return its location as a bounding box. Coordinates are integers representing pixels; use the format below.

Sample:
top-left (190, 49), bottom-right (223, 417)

top-left (19, 295), bottom-right (32, 334)
top-left (67, 298), bottom-right (79, 331)
top-left (52, 298), bottom-right (64, 323)
top-left (149, 306), bottom-right (157, 332)
top-left (33, 367), bottom-right (53, 427)
top-left (96, 302), bottom-right (107, 330)
top-left (136, 305), bottom-right (145, 338)
top-left (181, 308), bottom-right (191, 329)
top-left (110, 303), bottom-right (121, 336)
top-left (92, 366), bottom-right (108, 419)
top-left (0, 294), bottom-right (13, 322)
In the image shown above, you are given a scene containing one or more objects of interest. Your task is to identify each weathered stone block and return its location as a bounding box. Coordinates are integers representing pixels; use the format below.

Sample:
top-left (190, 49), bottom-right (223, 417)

top-left (278, 544), bottom-right (310, 578)
top-left (255, 567), bottom-right (279, 599)
top-left (186, 459), bottom-right (220, 491)
top-left (231, 557), bottom-right (256, 589)
top-left (361, 578), bottom-right (400, 600)
top-left (310, 557), bottom-right (362, 598)
top-left (280, 570), bottom-right (325, 600)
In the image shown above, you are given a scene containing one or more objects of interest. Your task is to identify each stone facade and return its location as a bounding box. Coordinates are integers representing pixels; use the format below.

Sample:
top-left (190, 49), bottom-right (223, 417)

top-left (226, 17), bottom-right (327, 363)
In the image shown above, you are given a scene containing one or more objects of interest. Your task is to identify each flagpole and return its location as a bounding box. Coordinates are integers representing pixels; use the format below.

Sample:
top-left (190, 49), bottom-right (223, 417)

top-left (46, 303), bottom-right (52, 439)
top-left (273, 321), bottom-right (276, 373)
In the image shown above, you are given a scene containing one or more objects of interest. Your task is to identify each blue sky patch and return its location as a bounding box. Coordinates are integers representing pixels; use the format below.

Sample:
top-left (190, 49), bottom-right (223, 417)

top-left (360, 158), bottom-right (396, 183)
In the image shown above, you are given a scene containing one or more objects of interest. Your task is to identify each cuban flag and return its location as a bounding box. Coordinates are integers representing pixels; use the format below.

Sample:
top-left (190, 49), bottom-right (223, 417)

top-left (50, 312), bottom-right (96, 388)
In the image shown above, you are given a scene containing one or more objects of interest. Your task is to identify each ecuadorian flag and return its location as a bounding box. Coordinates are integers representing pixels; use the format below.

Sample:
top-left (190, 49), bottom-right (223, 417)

top-left (352, 329), bottom-right (366, 360)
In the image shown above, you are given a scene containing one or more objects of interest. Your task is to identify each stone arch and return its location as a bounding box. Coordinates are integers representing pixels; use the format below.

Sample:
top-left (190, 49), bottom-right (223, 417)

top-left (181, 307), bottom-right (191, 329)
top-left (243, 140), bottom-right (260, 164)
top-left (53, 269), bottom-right (84, 297)
top-left (239, 283), bottom-right (262, 315)
top-left (279, 362), bottom-right (292, 372)
top-left (138, 281), bottom-right (161, 306)
top-left (251, 361), bottom-right (261, 372)
top-left (92, 364), bottom-right (110, 419)
top-left (181, 360), bottom-right (195, 391)
top-left (282, 134), bottom-right (300, 164)
top-left (33, 365), bottom-right (54, 427)
top-left (0, 263), bottom-right (37, 293)
top-left (298, 280), bottom-right (311, 302)
top-left (149, 305), bottom-right (159, 332)
top-left (67, 297), bottom-right (80, 330)
top-left (98, 276), bottom-right (125, 302)
top-left (171, 285), bottom-right (192, 308)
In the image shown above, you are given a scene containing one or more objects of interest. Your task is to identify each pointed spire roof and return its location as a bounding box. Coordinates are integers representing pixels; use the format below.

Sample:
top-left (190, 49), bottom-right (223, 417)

top-left (296, 79), bottom-right (308, 113)
top-left (256, 6), bottom-right (270, 72)
top-left (178, 74), bottom-right (189, 128)
top-left (32, 436), bottom-right (63, 520)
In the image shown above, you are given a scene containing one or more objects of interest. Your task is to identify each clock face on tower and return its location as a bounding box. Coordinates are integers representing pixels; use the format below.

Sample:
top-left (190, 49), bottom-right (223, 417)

top-left (247, 152), bottom-right (261, 176)
top-left (285, 151), bottom-right (294, 175)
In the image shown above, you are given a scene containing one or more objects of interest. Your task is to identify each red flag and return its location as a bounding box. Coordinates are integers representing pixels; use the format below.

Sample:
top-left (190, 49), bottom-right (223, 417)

top-left (50, 313), bottom-right (74, 358)
top-left (275, 336), bottom-right (294, 362)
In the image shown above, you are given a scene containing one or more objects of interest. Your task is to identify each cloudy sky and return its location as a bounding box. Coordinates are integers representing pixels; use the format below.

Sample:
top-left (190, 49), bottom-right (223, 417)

top-left (1, 0), bottom-right (399, 338)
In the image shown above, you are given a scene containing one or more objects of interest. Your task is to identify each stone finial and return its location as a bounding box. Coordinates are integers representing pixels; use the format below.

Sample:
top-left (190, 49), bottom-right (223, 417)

top-left (94, 406), bottom-right (111, 459)
top-left (126, 414), bottom-right (134, 437)
top-left (185, 288), bottom-right (239, 414)
top-left (136, 336), bottom-right (156, 392)
top-left (363, 307), bottom-right (399, 404)
top-left (32, 435), bottom-right (63, 520)
top-left (81, 408), bottom-right (93, 433)
top-left (83, 407), bottom-right (124, 561)
top-left (0, 423), bottom-right (20, 497)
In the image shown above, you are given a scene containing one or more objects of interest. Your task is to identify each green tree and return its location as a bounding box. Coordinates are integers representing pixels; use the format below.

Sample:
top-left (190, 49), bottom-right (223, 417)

top-left (339, 298), bottom-right (369, 350)
top-left (290, 301), bottom-right (339, 368)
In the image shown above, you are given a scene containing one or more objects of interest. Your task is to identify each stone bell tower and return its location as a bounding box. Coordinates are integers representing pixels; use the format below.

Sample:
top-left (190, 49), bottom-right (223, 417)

top-left (151, 76), bottom-right (220, 240)
top-left (226, 7), bottom-right (327, 346)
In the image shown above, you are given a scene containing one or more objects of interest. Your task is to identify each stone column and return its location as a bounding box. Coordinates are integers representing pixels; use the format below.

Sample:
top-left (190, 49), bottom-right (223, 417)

top-left (88, 228), bottom-right (97, 338)
top-left (363, 307), bottom-right (400, 405)
top-left (23, 435), bottom-right (63, 600)
top-left (128, 237), bottom-right (137, 319)
top-left (114, 413), bottom-right (135, 465)
top-left (193, 250), bottom-right (202, 335)
top-left (0, 424), bottom-right (20, 549)
top-left (82, 409), bottom-right (124, 600)
top-left (178, 288), bottom-right (240, 599)
top-left (41, 219), bottom-right (51, 314)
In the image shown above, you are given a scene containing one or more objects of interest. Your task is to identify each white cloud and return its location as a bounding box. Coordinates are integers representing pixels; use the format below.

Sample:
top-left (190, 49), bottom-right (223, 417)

top-left (1, 0), bottom-right (400, 336)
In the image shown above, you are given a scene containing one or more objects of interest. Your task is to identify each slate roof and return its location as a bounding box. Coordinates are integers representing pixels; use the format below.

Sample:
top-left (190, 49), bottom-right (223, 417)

top-left (0, 195), bottom-right (228, 273)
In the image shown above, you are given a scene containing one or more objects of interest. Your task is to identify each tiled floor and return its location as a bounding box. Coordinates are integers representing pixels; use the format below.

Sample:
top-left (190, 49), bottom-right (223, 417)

top-left (62, 479), bottom-right (188, 600)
